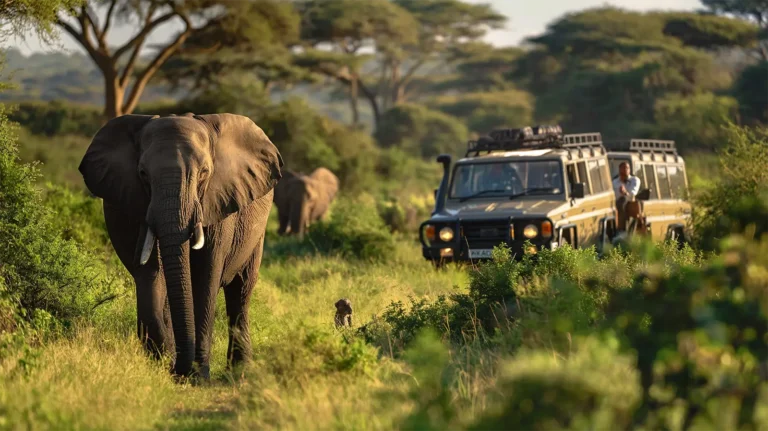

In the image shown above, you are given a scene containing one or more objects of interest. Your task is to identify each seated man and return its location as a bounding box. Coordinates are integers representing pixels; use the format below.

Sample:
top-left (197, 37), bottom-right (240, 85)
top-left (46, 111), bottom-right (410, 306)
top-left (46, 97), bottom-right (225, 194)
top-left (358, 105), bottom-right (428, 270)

top-left (613, 161), bottom-right (641, 231)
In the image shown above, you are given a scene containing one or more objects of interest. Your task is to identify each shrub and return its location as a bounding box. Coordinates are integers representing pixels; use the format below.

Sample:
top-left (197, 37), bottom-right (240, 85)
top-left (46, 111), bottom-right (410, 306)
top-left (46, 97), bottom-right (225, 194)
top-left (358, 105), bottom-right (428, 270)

top-left (653, 92), bottom-right (739, 152)
top-left (694, 123), bottom-right (768, 250)
top-left (258, 97), bottom-right (379, 192)
top-left (7, 100), bottom-right (102, 137)
top-left (0, 105), bottom-right (125, 330)
top-left (372, 238), bottom-right (703, 355)
top-left (306, 196), bottom-right (395, 261)
top-left (374, 104), bottom-right (469, 159)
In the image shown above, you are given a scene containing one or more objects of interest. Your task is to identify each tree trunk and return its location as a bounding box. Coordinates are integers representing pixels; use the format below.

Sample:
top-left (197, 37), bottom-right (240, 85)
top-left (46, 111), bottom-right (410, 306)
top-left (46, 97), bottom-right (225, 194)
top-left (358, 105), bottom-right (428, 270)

top-left (103, 70), bottom-right (124, 120)
top-left (349, 76), bottom-right (360, 125)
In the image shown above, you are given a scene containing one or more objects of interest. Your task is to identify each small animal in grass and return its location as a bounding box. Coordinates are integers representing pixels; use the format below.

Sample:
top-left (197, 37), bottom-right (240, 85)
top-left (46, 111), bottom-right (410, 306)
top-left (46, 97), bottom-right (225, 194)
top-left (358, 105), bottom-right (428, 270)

top-left (334, 298), bottom-right (353, 328)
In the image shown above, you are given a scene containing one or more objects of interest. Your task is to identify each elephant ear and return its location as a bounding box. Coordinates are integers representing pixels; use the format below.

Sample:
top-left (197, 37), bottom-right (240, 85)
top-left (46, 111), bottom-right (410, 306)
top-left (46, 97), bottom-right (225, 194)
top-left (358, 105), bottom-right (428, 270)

top-left (195, 113), bottom-right (284, 224)
top-left (78, 114), bottom-right (158, 219)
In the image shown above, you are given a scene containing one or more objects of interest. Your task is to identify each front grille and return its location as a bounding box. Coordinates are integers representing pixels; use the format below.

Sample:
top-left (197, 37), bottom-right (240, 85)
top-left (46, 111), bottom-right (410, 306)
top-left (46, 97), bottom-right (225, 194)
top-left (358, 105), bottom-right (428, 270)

top-left (460, 220), bottom-right (509, 249)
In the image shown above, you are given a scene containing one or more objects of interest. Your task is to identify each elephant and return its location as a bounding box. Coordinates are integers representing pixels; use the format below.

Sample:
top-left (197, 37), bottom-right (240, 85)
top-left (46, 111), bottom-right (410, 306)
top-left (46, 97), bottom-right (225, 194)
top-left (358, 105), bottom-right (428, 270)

top-left (78, 113), bottom-right (283, 379)
top-left (273, 167), bottom-right (339, 239)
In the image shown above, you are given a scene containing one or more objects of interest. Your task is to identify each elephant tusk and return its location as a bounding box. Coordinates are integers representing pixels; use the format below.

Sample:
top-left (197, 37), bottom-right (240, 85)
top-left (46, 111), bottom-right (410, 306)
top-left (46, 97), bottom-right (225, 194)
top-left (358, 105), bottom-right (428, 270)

top-left (139, 228), bottom-right (155, 265)
top-left (191, 222), bottom-right (205, 250)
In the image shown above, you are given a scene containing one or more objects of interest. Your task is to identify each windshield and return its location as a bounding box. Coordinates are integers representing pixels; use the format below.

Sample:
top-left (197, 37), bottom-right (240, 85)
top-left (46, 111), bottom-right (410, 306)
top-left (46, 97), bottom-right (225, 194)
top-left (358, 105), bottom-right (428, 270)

top-left (449, 160), bottom-right (564, 200)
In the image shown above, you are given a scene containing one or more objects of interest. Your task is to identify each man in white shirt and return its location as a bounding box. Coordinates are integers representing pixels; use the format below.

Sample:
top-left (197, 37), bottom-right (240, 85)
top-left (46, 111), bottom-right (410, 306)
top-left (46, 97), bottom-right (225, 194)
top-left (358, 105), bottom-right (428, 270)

top-left (613, 161), bottom-right (641, 230)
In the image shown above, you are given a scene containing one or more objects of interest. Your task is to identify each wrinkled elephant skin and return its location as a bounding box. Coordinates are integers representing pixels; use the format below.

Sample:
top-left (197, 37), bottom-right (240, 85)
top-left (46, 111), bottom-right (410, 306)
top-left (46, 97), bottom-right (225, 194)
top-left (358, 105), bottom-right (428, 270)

top-left (273, 167), bottom-right (339, 239)
top-left (78, 113), bottom-right (284, 380)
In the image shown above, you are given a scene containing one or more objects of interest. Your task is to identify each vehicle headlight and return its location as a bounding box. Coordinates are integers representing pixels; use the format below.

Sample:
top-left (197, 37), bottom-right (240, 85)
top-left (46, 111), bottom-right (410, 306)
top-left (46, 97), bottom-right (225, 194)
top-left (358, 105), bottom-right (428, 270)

top-left (523, 224), bottom-right (538, 239)
top-left (439, 227), bottom-right (454, 242)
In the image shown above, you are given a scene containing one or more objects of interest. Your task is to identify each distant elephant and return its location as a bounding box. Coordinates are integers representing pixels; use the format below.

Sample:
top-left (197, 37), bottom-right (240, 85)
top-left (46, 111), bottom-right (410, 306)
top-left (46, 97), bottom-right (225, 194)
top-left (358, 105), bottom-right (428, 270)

top-left (273, 167), bottom-right (339, 239)
top-left (78, 113), bottom-right (283, 379)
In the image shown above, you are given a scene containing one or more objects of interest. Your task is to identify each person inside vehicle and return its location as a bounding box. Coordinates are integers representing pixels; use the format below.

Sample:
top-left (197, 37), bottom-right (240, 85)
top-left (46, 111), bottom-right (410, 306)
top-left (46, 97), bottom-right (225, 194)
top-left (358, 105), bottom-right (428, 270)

top-left (613, 161), bottom-right (641, 230)
top-left (483, 163), bottom-right (522, 193)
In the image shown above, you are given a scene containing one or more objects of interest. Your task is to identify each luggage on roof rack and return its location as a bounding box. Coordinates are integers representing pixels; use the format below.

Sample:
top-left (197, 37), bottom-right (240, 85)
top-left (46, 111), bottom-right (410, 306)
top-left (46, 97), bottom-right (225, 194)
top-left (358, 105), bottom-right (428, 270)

top-left (465, 125), bottom-right (603, 157)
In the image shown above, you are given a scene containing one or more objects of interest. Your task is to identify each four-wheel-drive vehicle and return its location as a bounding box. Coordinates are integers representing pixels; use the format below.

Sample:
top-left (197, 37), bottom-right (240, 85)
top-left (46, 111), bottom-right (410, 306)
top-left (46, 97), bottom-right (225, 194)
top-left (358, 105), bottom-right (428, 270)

top-left (419, 125), bottom-right (619, 266)
top-left (604, 139), bottom-right (693, 245)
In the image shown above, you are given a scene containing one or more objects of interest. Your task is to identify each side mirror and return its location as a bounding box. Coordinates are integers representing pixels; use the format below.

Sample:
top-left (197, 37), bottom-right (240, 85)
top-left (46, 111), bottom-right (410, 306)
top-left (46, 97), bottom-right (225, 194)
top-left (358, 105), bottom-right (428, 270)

top-left (571, 182), bottom-right (586, 199)
top-left (636, 188), bottom-right (651, 201)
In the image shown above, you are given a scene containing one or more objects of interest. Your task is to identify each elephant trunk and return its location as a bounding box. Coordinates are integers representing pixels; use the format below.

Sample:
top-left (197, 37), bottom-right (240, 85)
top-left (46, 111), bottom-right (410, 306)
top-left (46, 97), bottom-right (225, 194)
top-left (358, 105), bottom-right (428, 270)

top-left (154, 182), bottom-right (196, 377)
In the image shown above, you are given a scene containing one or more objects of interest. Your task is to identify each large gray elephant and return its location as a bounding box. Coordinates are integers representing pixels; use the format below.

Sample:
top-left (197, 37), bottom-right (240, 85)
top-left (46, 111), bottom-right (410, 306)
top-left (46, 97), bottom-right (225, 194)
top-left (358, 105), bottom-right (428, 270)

top-left (78, 113), bottom-right (283, 379)
top-left (273, 167), bottom-right (339, 239)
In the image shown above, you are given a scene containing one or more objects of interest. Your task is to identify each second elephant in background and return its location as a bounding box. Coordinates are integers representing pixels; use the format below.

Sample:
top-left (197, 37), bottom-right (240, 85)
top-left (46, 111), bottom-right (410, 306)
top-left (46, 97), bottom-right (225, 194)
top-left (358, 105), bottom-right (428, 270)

top-left (274, 167), bottom-right (339, 238)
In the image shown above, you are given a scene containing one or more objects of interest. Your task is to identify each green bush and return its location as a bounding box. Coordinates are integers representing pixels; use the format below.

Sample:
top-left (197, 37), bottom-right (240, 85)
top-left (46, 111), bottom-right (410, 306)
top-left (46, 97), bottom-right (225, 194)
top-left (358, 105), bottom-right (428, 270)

top-left (0, 105), bottom-right (125, 330)
top-left (374, 103), bottom-right (469, 159)
top-left (653, 92), bottom-right (739, 152)
top-left (372, 239), bottom-right (701, 355)
top-left (257, 97), bottom-right (379, 193)
top-left (306, 196), bottom-right (395, 261)
top-left (694, 123), bottom-right (768, 250)
top-left (7, 100), bottom-right (102, 137)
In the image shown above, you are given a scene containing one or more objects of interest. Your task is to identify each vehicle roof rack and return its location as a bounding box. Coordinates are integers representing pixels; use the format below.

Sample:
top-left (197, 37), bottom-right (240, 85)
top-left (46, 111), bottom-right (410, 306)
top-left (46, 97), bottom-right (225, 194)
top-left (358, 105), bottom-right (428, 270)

top-left (604, 138), bottom-right (678, 155)
top-left (464, 125), bottom-right (604, 157)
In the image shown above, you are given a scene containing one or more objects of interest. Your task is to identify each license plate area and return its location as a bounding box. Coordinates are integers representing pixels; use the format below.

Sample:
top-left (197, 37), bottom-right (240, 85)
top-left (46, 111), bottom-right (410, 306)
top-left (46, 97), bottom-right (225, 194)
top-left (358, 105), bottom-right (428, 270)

top-left (469, 249), bottom-right (493, 259)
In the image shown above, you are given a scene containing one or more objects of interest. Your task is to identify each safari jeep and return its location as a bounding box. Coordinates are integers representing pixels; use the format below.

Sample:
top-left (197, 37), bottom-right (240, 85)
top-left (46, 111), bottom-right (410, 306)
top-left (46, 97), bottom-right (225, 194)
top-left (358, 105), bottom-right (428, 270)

top-left (604, 139), bottom-right (693, 245)
top-left (419, 125), bottom-right (618, 266)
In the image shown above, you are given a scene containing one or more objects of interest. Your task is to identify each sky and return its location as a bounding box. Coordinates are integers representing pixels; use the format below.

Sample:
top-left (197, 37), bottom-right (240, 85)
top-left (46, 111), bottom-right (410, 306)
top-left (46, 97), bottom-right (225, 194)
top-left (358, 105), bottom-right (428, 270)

top-left (9, 0), bottom-right (703, 57)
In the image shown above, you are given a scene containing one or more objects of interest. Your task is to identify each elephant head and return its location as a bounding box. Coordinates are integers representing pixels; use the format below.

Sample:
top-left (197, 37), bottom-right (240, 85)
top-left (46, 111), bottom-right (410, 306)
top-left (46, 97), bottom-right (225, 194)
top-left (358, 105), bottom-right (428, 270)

top-left (78, 113), bottom-right (283, 375)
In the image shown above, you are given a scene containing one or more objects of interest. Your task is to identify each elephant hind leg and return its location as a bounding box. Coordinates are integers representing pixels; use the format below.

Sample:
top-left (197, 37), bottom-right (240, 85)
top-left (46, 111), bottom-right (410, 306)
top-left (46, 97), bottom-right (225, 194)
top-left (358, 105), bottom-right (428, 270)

top-left (223, 249), bottom-right (261, 370)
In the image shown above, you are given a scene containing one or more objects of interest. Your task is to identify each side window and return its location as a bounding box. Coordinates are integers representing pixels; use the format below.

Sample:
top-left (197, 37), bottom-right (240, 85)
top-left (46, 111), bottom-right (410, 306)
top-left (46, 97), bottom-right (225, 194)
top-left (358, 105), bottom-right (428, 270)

top-left (643, 164), bottom-right (658, 199)
top-left (633, 162), bottom-right (644, 188)
top-left (566, 163), bottom-right (577, 195)
top-left (598, 158), bottom-right (611, 192)
top-left (667, 165), bottom-right (687, 199)
top-left (588, 160), bottom-right (606, 193)
top-left (656, 165), bottom-right (671, 199)
top-left (576, 161), bottom-right (591, 194)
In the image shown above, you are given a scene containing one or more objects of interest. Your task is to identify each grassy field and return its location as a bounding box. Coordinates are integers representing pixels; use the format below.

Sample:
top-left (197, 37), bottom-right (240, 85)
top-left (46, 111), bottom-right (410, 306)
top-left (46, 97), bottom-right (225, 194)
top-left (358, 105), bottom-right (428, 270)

top-left (1, 223), bottom-right (470, 430)
top-left (5, 124), bottom-right (768, 431)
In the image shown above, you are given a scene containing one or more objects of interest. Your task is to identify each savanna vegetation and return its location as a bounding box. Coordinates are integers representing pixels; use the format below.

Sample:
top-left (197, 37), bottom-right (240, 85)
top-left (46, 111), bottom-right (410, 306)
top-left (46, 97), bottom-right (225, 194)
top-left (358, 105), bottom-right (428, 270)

top-left (1, 0), bottom-right (768, 429)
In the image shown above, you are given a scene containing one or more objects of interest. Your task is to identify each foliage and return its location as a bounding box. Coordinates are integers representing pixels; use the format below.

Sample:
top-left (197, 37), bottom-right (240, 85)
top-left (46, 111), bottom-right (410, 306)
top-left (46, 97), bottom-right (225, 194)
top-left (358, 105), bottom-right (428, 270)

top-left (0, 0), bottom-right (83, 45)
top-left (429, 90), bottom-right (534, 134)
top-left (375, 103), bottom-right (468, 159)
top-left (732, 61), bottom-right (768, 125)
top-left (0, 105), bottom-right (124, 329)
top-left (257, 97), bottom-right (379, 192)
top-left (8, 100), bottom-right (102, 136)
top-left (304, 196), bottom-right (396, 262)
top-left (653, 92), bottom-right (740, 152)
top-left (694, 123), bottom-right (768, 250)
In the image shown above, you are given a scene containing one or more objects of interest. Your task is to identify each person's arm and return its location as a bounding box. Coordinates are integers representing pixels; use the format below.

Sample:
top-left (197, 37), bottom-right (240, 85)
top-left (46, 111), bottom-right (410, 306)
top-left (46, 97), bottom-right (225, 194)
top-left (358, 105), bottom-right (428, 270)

top-left (627, 176), bottom-right (641, 199)
top-left (612, 177), bottom-right (621, 196)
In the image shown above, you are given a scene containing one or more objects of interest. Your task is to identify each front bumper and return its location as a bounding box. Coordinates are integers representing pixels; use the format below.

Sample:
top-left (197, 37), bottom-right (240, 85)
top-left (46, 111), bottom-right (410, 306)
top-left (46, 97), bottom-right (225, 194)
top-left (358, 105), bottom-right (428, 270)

top-left (419, 219), bottom-right (557, 263)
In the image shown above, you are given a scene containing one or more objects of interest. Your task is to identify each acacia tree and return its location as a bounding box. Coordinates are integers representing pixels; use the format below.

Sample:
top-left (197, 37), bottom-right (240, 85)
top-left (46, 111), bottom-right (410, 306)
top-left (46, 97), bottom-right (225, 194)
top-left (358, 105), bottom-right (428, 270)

top-left (156, 0), bottom-right (305, 96)
top-left (294, 0), bottom-right (418, 126)
top-left (702, 0), bottom-right (768, 59)
top-left (55, 0), bottom-right (295, 120)
top-left (377, 0), bottom-right (506, 110)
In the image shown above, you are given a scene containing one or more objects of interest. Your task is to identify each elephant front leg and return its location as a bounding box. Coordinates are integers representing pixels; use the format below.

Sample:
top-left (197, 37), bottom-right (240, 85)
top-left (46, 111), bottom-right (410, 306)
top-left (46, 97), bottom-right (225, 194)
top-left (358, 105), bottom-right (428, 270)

top-left (134, 254), bottom-right (176, 365)
top-left (191, 248), bottom-right (225, 382)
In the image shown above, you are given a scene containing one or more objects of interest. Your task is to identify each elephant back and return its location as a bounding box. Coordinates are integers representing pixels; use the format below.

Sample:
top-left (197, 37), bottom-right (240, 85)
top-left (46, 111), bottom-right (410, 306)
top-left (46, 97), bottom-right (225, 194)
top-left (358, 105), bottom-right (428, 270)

top-left (309, 167), bottom-right (339, 198)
